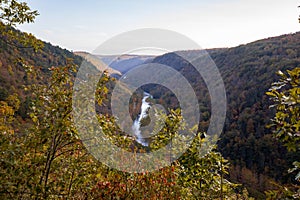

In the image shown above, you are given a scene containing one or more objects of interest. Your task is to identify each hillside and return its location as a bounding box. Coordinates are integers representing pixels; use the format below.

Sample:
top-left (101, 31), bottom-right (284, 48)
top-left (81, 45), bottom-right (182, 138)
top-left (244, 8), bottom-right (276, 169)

top-left (0, 27), bottom-right (100, 119)
top-left (74, 51), bottom-right (121, 75)
top-left (98, 54), bottom-right (154, 74)
top-left (149, 32), bottom-right (300, 197)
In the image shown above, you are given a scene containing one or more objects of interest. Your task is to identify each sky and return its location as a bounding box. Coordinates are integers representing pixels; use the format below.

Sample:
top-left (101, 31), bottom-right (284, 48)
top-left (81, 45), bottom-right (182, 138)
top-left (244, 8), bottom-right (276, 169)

top-left (18, 0), bottom-right (300, 53)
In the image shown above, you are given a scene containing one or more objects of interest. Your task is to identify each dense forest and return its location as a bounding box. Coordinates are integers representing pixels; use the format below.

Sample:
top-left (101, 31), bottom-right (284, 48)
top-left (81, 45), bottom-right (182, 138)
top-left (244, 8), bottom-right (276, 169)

top-left (144, 33), bottom-right (300, 197)
top-left (0, 1), bottom-right (299, 199)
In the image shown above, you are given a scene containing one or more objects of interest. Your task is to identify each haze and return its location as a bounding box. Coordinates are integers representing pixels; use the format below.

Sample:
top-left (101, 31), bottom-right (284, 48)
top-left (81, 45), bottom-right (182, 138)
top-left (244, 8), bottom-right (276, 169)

top-left (18, 0), bottom-right (299, 52)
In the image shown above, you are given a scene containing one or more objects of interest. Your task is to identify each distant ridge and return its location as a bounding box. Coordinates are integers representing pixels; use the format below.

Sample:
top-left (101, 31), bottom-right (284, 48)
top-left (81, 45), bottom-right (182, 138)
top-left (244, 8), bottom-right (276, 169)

top-left (74, 51), bottom-right (121, 75)
top-left (97, 54), bottom-right (154, 74)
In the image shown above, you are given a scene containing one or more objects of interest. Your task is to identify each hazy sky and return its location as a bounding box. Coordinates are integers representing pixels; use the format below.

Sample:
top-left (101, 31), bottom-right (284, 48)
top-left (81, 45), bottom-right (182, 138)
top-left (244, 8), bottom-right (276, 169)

top-left (18, 0), bottom-right (299, 52)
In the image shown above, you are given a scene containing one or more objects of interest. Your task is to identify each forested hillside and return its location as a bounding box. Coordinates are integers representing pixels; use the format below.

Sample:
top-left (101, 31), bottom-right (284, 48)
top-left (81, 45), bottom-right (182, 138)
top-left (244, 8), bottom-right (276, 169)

top-left (0, 25), bottom-right (104, 121)
top-left (214, 34), bottom-right (300, 193)
top-left (147, 33), bottom-right (300, 196)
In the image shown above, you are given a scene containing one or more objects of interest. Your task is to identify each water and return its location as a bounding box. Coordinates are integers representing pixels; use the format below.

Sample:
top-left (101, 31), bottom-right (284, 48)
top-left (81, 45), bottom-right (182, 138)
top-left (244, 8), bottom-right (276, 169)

top-left (132, 92), bottom-right (151, 146)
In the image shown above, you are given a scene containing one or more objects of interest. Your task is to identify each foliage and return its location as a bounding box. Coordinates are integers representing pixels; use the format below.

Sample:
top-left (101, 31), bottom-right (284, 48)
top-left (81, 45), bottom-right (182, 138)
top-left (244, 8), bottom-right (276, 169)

top-left (0, 0), bottom-right (42, 51)
top-left (148, 109), bottom-right (241, 199)
top-left (266, 67), bottom-right (300, 199)
top-left (1, 62), bottom-right (93, 199)
top-left (265, 183), bottom-right (300, 200)
top-left (267, 68), bottom-right (300, 153)
top-left (0, 0), bottom-right (38, 26)
top-left (91, 166), bottom-right (182, 199)
top-left (178, 134), bottom-right (238, 200)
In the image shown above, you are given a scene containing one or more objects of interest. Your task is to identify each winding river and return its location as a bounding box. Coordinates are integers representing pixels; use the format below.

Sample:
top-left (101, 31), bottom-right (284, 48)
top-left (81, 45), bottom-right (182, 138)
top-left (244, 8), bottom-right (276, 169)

top-left (131, 93), bottom-right (152, 146)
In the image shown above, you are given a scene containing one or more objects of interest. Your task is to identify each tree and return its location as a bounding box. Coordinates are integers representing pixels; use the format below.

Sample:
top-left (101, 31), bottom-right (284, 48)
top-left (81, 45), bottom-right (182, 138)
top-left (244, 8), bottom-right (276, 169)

top-left (177, 134), bottom-right (239, 200)
top-left (266, 67), bottom-right (300, 199)
top-left (149, 109), bottom-right (243, 199)
top-left (0, 0), bottom-right (38, 26)
top-left (0, 0), bottom-right (42, 51)
top-left (266, 68), bottom-right (300, 159)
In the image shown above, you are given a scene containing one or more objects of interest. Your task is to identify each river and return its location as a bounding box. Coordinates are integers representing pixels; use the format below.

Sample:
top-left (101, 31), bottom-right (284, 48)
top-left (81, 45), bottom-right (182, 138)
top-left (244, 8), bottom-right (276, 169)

top-left (131, 92), bottom-right (152, 146)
